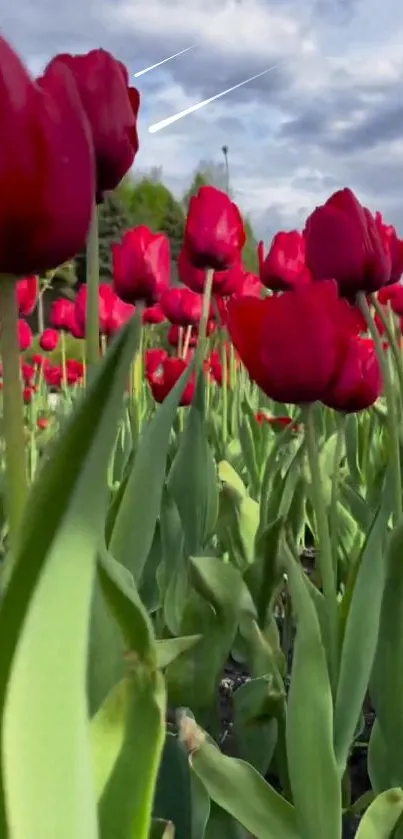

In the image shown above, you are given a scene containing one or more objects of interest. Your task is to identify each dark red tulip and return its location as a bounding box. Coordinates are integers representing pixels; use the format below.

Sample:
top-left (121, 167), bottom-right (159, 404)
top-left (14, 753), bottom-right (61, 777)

top-left (184, 186), bottom-right (246, 271)
top-left (304, 189), bottom-right (391, 296)
top-left (45, 49), bottom-right (140, 200)
top-left (147, 356), bottom-right (195, 406)
top-left (74, 283), bottom-right (133, 336)
top-left (160, 287), bottom-right (203, 327)
top-left (322, 336), bottom-right (382, 413)
top-left (375, 212), bottom-right (403, 284)
top-left (113, 227), bottom-right (170, 306)
top-left (0, 36), bottom-right (95, 275)
top-left (258, 231), bottom-right (311, 291)
top-left (18, 319), bottom-right (33, 351)
top-left (17, 276), bottom-right (39, 316)
top-left (143, 304), bottom-right (166, 325)
top-left (227, 280), bottom-right (356, 404)
top-left (178, 247), bottom-right (244, 296)
top-left (39, 328), bottom-right (59, 352)
top-left (32, 353), bottom-right (45, 367)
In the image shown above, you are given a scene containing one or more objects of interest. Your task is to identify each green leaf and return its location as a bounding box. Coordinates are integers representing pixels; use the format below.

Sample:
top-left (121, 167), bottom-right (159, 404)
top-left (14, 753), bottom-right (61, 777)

top-left (153, 733), bottom-right (191, 839)
top-left (370, 514), bottom-right (403, 786)
top-left (109, 357), bottom-right (195, 583)
top-left (355, 788), bottom-right (403, 838)
top-left (156, 636), bottom-right (202, 669)
top-left (168, 376), bottom-right (219, 556)
top-left (98, 672), bottom-right (166, 839)
top-left (149, 819), bottom-right (175, 839)
top-left (182, 718), bottom-right (298, 839)
top-left (0, 317), bottom-right (141, 838)
top-left (284, 548), bottom-right (342, 839)
top-left (334, 479), bottom-right (392, 772)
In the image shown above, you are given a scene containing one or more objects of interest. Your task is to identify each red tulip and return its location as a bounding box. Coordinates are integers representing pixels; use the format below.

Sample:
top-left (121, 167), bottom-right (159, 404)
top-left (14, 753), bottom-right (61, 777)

top-left (37, 416), bottom-right (49, 430)
top-left (50, 298), bottom-right (76, 331)
top-left (145, 348), bottom-right (168, 377)
top-left (235, 271), bottom-right (264, 298)
top-left (160, 287), bottom-right (203, 327)
top-left (66, 359), bottom-right (85, 385)
top-left (143, 304), bottom-right (166, 325)
top-left (17, 276), bottom-right (39, 316)
top-left (0, 36), bottom-right (95, 275)
top-left (304, 189), bottom-right (391, 296)
top-left (74, 283), bottom-right (133, 336)
top-left (322, 336), bottom-right (382, 413)
top-left (21, 362), bottom-right (35, 385)
top-left (113, 227), bottom-right (170, 305)
top-left (375, 213), bottom-right (403, 284)
top-left (255, 412), bottom-right (302, 432)
top-left (227, 280), bottom-right (356, 404)
top-left (44, 363), bottom-right (63, 388)
top-left (184, 186), bottom-right (246, 271)
top-left (23, 386), bottom-right (34, 404)
top-left (258, 231), bottom-right (311, 291)
top-left (40, 328), bottom-right (59, 352)
top-left (45, 49), bottom-right (140, 201)
top-left (18, 319), bottom-right (33, 351)
top-left (32, 353), bottom-right (45, 367)
top-left (178, 247), bottom-right (244, 296)
top-left (206, 348), bottom-right (230, 387)
top-left (378, 283), bottom-right (403, 316)
top-left (147, 356), bottom-right (195, 406)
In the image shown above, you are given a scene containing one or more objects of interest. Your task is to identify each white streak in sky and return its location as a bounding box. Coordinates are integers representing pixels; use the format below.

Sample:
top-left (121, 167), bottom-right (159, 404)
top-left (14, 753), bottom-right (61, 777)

top-left (148, 62), bottom-right (284, 133)
top-left (134, 46), bottom-right (196, 77)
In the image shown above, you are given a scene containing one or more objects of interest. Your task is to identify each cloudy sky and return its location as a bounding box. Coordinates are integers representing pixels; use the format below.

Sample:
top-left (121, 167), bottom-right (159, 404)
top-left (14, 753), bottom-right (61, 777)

top-left (3, 0), bottom-right (403, 240)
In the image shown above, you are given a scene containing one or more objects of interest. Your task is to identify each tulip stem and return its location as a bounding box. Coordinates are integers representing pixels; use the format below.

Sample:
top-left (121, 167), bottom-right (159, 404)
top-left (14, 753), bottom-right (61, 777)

top-left (302, 403), bottom-right (339, 691)
top-left (85, 201), bottom-right (100, 373)
top-left (370, 294), bottom-right (403, 402)
top-left (194, 269), bottom-right (214, 373)
top-left (358, 292), bottom-right (402, 523)
top-left (0, 275), bottom-right (28, 556)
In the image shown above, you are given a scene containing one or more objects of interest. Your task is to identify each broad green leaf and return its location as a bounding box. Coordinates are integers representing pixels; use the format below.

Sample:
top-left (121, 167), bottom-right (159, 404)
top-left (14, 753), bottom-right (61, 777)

top-left (205, 803), bottom-right (249, 839)
top-left (109, 357), bottom-right (195, 583)
top-left (233, 675), bottom-right (283, 774)
top-left (284, 549), bottom-right (341, 839)
top-left (334, 483), bottom-right (392, 772)
top-left (355, 788), bottom-right (403, 838)
top-left (168, 376), bottom-right (219, 556)
top-left (98, 671), bottom-right (166, 839)
top-left (156, 636), bottom-right (202, 669)
top-left (182, 718), bottom-right (298, 839)
top-left (218, 460), bottom-right (247, 498)
top-left (0, 317), bottom-right (141, 838)
top-left (368, 722), bottom-right (398, 796)
top-left (153, 733), bottom-right (191, 839)
top-left (371, 514), bottom-right (403, 786)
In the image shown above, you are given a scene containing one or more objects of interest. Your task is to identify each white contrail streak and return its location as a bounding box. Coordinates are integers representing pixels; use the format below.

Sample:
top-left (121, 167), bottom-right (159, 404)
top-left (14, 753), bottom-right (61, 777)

top-left (148, 62), bottom-right (284, 133)
top-left (134, 46), bottom-right (196, 78)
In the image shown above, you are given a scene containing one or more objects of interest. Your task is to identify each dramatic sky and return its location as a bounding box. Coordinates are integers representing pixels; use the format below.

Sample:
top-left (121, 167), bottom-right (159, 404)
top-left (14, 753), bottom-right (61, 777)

top-left (4, 0), bottom-right (403, 239)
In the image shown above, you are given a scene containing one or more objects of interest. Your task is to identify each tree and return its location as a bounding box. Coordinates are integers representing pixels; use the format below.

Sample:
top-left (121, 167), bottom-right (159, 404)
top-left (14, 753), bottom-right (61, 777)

top-left (75, 190), bottom-right (132, 286)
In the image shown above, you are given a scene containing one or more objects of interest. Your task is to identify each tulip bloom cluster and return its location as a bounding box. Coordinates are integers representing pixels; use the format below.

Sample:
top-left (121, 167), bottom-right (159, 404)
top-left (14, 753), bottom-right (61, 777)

top-left (0, 36), bottom-right (140, 277)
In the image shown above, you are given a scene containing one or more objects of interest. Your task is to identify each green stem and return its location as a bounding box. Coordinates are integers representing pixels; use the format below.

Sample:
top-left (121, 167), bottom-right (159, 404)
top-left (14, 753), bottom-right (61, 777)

top-left (0, 276), bottom-right (28, 555)
top-left (330, 414), bottom-right (345, 583)
top-left (357, 292), bottom-right (402, 523)
top-left (194, 269), bottom-right (214, 373)
top-left (370, 294), bottom-right (403, 403)
top-left (85, 201), bottom-right (100, 372)
top-left (302, 403), bottom-right (339, 690)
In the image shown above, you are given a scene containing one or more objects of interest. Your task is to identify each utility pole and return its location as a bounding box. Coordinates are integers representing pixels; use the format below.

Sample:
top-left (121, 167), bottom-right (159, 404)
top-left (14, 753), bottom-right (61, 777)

top-left (222, 145), bottom-right (230, 195)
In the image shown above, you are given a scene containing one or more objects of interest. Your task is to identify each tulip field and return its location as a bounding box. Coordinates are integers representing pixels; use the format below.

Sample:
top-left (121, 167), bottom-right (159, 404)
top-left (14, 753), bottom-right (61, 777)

top-left (3, 32), bottom-right (403, 839)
